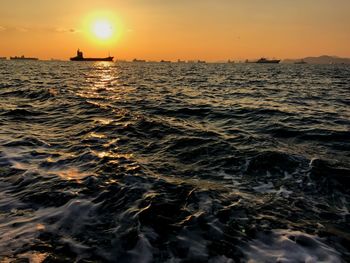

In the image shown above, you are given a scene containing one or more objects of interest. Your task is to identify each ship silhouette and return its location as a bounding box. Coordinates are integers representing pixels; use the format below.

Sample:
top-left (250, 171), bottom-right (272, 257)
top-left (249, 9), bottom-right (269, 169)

top-left (70, 49), bottom-right (113, 62)
top-left (256, 58), bottom-right (280, 63)
top-left (246, 58), bottom-right (280, 64)
top-left (132, 58), bottom-right (146, 62)
top-left (10, 55), bottom-right (38, 61)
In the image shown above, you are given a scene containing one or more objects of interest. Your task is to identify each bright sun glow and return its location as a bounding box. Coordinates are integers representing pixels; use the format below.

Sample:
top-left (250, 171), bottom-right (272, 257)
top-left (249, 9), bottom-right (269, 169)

top-left (93, 20), bottom-right (113, 39)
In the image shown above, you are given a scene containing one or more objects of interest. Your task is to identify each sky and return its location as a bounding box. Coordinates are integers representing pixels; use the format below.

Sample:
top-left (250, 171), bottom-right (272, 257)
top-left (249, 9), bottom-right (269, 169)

top-left (0, 0), bottom-right (349, 61)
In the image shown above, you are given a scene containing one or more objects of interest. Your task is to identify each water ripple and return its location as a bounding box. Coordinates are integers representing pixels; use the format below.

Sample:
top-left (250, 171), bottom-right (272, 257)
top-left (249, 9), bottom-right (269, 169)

top-left (0, 61), bottom-right (349, 262)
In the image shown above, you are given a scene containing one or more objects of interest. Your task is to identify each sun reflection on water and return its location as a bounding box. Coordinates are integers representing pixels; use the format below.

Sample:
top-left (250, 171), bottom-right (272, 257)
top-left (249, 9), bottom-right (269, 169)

top-left (93, 150), bottom-right (133, 160)
top-left (76, 63), bottom-right (136, 103)
top-left (54, 168), bottom-right (89, 181)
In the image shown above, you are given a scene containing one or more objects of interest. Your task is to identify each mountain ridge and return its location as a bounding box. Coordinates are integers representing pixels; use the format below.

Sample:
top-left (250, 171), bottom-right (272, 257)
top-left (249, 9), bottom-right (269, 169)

top-left (284, 55), bottom-right (350, 64)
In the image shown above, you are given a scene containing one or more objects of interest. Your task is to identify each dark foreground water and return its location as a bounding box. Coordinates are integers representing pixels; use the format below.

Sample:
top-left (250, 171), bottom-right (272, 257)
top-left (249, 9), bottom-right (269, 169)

top-left (0, 61), bottom-right (349, 262)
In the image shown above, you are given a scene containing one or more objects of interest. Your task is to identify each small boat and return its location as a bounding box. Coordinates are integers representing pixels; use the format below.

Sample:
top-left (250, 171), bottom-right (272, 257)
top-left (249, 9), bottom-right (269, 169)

top-left (0, 57), bottom-right (6, 60)
top-left (133, 59), bottom-right (146, 62)
top-left (197, 60), bottom-right (206, 63)
top-left (70, 49), bottom-right (113, 62)
top-left (256, 58), bottom-right (280, 64)
top-left (10, 55), bottom-right (38, 61)
top-left (160, 60), bottom-right (171, 63)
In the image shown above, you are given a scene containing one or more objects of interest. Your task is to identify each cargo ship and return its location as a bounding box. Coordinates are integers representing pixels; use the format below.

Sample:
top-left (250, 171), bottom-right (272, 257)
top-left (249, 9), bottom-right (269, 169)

top-left (132, 59), bottom-right (146, 63)
top-left (10, 55), bottom-right (38, 61)
top-left (256, 58), bottom-right (280, 64)
top-left (70, 49), bottom-right (113, 62)
top-left (0, 57), bottom-right (6, 60)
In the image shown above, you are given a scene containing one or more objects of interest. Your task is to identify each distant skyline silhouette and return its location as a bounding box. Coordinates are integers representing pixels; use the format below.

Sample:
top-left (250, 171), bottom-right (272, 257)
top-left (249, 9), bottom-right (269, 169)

top-left (1, 0), bottom-right (350, 61)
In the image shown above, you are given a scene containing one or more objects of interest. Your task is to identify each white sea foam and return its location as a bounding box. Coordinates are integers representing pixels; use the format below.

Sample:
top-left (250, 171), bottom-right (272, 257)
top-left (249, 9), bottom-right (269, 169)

top-left (127, 234), bottom-right (153, 263)
top-left (243, 229), bottom-right (342, 263)
top-left (253, 182), bottom-right (275, 193)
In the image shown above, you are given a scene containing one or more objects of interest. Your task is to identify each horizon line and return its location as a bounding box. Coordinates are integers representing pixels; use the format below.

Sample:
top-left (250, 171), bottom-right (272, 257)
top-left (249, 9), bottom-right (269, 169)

top-left (1, 54), bottom-right (350, 63)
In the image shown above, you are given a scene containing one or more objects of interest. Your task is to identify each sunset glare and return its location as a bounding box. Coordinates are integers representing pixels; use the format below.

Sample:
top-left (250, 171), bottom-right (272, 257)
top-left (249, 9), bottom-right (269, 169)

top-left (1, 0), bottom-right (349, 61)
top-left (92, 20), bottom-right (113, 40)
top-left (0, 0), bottom-right (350, 262)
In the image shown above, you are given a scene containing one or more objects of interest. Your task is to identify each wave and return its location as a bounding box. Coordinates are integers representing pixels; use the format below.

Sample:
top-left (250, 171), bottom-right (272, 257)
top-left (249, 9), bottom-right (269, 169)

top-left (0, 62), bottom-right (349, 261)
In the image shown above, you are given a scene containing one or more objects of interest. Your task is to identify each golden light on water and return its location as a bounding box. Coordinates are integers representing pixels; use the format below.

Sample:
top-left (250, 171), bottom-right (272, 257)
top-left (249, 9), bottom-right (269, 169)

top-left (55, 168), bottom-right (89, 181)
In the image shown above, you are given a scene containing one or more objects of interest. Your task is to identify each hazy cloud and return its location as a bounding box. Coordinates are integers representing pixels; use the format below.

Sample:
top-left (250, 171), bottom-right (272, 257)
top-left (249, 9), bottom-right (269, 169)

top-left (54, 27), bottom-right (80, 33)
top-left (16, 27), bottom-right (29, 32)
top-left (0, 25), bottom-right (79, 34)
top-left (0, 26), bottom-right (29, 33)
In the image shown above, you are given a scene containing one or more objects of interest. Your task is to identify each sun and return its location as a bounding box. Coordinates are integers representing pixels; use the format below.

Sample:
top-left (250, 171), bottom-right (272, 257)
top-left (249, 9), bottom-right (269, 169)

top-left (92, 20), bottom-right (113, 40)
top-left (83, 13), bottom-right (122, 44)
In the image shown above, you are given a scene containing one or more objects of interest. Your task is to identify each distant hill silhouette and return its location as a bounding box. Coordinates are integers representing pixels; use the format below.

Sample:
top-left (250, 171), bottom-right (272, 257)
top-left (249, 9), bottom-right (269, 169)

top-left (284, 55), bottom-right (350, 64)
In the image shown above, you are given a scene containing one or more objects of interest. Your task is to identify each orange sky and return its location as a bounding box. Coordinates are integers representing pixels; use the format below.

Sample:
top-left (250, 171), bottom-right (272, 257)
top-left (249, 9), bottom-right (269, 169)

top-left (0, 0), bottom-right (349, 61)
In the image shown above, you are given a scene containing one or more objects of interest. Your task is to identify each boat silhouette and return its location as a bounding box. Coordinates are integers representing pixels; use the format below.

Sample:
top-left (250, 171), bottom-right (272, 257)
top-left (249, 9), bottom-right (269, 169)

top-left (246, 58), bottom-right (280, 64)
top-left (70, 49), bottom-right (113, 62)
top-left (10, 55), bottom-right (38, 61)
top-left (132, 59), bottom-right (146, 62)
top-left (256, 58), bottom-right (280, 63)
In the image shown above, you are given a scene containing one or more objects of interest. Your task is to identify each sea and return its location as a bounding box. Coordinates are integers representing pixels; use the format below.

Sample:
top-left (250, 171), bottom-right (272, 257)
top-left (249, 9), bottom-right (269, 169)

top-left (0, 61), bottom-right (349, 262)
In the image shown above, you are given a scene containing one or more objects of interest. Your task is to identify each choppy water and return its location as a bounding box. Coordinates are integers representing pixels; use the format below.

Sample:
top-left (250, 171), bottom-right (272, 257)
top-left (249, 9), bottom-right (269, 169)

top-left (0, 60), bottom-right (349, 262)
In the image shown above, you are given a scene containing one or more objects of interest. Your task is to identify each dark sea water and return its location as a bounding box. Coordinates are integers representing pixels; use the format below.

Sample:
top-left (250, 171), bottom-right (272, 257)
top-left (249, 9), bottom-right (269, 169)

top-left (0, 61), bottom-right (349, 262)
